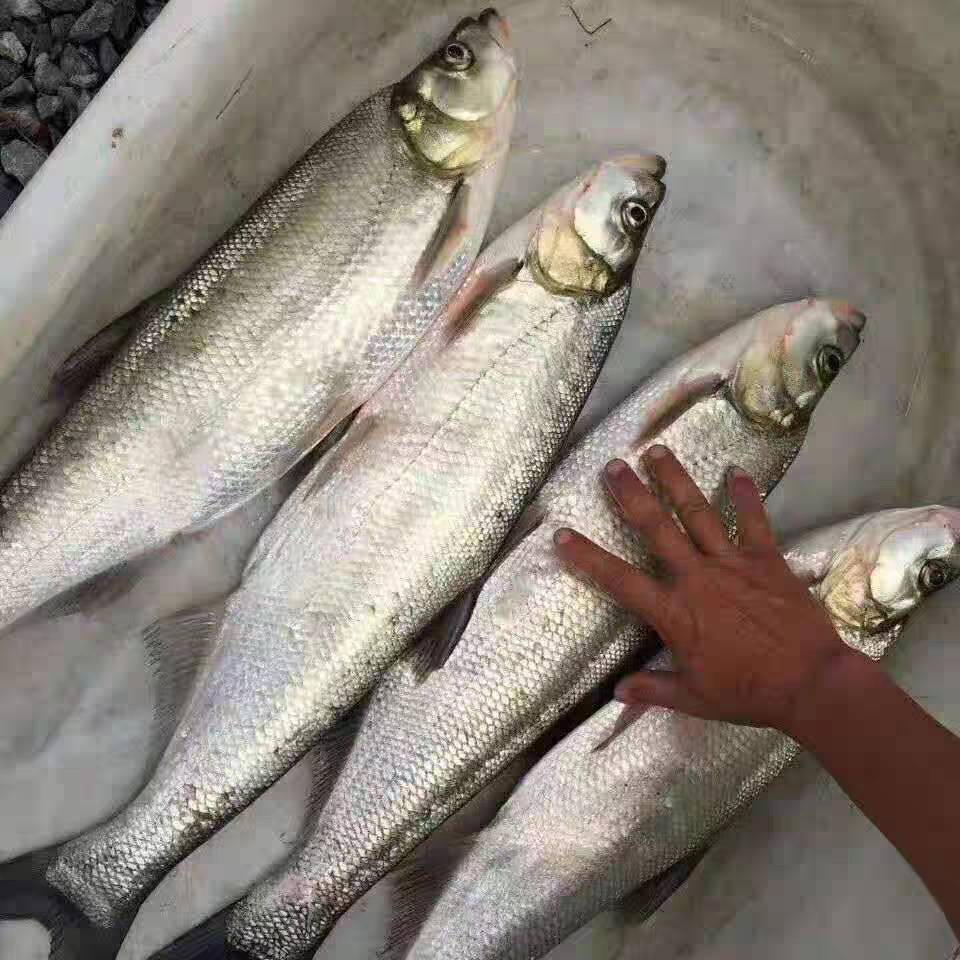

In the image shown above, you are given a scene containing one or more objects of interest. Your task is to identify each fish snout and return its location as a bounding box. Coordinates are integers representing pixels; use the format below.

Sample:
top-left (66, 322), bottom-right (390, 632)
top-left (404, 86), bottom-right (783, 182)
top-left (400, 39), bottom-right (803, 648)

top-left (613, 153), bottom-right (668, 182)
top-left (479, 8), bottom-right (511, 49)
top-left (830, 299), bottom-right (868, 335)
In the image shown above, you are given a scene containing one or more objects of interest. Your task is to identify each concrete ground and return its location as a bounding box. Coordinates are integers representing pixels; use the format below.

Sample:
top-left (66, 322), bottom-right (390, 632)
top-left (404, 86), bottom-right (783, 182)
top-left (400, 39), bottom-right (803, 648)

top-left (0, 0), bottom-right (959, 957)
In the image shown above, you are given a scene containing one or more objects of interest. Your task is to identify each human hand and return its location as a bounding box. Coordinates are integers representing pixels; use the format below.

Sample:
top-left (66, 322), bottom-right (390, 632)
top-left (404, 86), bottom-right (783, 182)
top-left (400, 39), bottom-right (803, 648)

top-left (554, 445), bottom-right (872, 736)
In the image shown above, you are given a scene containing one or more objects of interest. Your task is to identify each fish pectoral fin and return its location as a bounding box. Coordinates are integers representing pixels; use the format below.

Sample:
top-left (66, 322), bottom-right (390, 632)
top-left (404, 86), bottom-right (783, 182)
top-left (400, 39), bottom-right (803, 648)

top-left (615, 850), bottom-right (707, 928)
top-left (413, 177), bottom-right (473, 288)
top-left (440, 255), bottom-right (524, 345)
top-left (409, 584), bottom-right (483, 679)
top-left (141, 604), bottom-right (226, 773)
top-left (0, 844), bottom-right (125, 960)
top-left (632, 373), bottom-right (727, 451)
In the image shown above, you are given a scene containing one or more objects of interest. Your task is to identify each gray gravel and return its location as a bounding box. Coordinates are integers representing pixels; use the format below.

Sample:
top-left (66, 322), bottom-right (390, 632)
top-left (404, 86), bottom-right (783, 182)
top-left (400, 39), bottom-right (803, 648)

top-left (0, 30), bottom-right (27, 63)
top-left (0, 0), bottom-right (168, 218)
top-left (1, 136), bottom-right (45, 183)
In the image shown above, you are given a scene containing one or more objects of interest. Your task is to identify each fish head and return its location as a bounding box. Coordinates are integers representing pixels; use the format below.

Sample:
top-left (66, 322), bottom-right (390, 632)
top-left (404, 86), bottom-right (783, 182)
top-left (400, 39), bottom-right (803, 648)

top-left (529, 155), bottom-right (667, 297)
top-left (809, 507), bottom-right (960, 655)
top-left (731, 298), bottom-right (866, 433)
top-left (394, 9), bottom-right (518, 175)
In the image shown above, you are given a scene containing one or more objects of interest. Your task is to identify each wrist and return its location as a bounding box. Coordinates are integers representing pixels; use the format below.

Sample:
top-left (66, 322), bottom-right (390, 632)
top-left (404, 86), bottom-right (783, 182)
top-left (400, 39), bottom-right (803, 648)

top-left (780, 646), bottom-right (887, 748)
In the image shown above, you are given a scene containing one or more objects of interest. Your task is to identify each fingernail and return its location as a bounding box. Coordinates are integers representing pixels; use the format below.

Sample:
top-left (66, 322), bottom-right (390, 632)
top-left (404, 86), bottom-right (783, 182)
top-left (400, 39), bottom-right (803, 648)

top-left (553, 527), bottom-right (573, 547)
top-left (645, 444), bottom-right (669, 460)
top-left (614, 681), bottom-right (638, 704)
top-left (604, 459), bottom-right (631, 480)
top-left (728, 466), bottom-right (754, 496)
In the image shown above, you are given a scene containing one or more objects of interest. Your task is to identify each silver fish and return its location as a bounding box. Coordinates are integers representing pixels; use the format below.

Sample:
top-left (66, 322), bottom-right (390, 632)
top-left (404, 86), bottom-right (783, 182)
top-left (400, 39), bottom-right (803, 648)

top-left (228, 298), bottom-right (866, 959)
top-left (0, 10), bottom-right (516, 634)
top-left (402, 506), bottom-right (960, 960)
top-left (40, 155), bottom-right (667, 941)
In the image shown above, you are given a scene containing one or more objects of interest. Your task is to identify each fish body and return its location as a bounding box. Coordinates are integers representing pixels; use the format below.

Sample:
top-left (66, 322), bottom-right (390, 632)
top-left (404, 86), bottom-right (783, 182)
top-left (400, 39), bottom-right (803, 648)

top-left (0, 11), bottom-right (516, 634)
top-left (402, 506), bottom-right (960, 960)
top-left (228, 299), bottom-right (865, 959)
top-left (42, 152), bottom-right (667, 937)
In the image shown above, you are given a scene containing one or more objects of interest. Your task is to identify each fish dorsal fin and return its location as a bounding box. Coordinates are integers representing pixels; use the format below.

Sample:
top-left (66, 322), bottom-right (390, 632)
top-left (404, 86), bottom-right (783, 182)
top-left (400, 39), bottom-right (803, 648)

top-left (632, 373), bottom-right (726, 452)
top-left (141, 604), bottom-right (225, 774)
top-left (441, 256), bottom-right (524, 345)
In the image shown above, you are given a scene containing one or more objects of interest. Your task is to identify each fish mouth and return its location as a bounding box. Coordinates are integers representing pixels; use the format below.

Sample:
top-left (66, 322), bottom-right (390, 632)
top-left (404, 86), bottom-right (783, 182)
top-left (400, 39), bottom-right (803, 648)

top-left (930, 506), bottom-right (960, 544)
top-left (478, 8), bottom-right (511, 49)
top-left (829, 299), bottom-right (868, 335)
top-left (456, 9), bottom-right (512, 51)
top-left (609, 153), bottom-right (668, 181)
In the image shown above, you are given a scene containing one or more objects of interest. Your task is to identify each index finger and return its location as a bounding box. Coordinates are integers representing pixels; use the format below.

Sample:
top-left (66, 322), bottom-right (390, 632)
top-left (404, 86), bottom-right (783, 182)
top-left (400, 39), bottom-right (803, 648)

top-left (554, 527), bottom-right (671, 629)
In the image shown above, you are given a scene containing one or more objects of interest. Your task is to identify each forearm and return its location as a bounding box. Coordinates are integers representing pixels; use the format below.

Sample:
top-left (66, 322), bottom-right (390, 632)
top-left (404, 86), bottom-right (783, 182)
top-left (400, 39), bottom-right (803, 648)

top-left (789, 651), bottom-right (960, 937)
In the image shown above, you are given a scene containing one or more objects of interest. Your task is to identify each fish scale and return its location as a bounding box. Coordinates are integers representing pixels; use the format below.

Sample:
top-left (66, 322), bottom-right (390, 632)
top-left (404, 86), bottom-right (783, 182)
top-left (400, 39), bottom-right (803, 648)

top-left (227, 299), bottom-right (864, 960)
top-left (43, 146), bottom-right (668, 935)
top-left (403, 506), bottom-right (960, 960)
top-left (0, 85), bottom-right (479, 633)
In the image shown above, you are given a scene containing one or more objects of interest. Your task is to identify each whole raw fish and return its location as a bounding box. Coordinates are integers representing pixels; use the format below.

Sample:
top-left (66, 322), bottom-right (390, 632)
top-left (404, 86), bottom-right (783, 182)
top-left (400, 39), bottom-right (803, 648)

top-left (9, 152), bottom-right (665, 958)
top-left (0, 10), bottom-right (516, 634)
top-left (401, 506), bottom-right (960, 960)
top-left (227, 298), bottom-right (865, 960)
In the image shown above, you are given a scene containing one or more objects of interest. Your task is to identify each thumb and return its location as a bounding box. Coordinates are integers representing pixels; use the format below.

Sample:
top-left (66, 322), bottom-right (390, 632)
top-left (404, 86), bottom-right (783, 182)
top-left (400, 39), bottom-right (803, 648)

top-left (614, 669), bottom-right (708, 717)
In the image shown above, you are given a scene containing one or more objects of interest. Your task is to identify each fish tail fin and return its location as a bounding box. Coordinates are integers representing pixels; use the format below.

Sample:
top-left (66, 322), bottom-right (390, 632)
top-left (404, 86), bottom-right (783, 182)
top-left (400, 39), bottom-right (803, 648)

top-left (145, 906), bottom-right (252, 959)
top-left (0, 846), bottom-right (124, 960)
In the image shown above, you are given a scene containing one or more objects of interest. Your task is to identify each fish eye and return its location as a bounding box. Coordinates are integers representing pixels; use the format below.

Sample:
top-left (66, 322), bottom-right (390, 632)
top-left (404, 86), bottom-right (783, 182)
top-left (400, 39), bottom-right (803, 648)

top-left (442, 41), bottom-right (474, 70)
top-left (815, 344), bottom-right (845, 385)
top-left (919, 559), bottom-right (954, 594)
top-left (619, 198), bottom-right (650, 234)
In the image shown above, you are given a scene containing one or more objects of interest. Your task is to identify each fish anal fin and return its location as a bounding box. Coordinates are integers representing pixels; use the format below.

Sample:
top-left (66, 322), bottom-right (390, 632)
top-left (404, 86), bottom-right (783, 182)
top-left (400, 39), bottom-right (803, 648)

top-left (633, 374), bottom-right (726, 453)
top-left (52, 305), bottom-right (149, 397)
top-left (408, 505), bottom-right (547, 681)
top-left (441, 257), bottom-right (523, 345)
top-left (31, 562), bottom-right (143, 622)
top-left (298, 413), bottom-right (383, 503)
top-left (409, 584), bottom-right (483, 680)
top-left (615, 850), bottom-right (707, 927)
top-left (142, 604), bottom-right (225, 771)
top-left (181, 396), bottom-right (363, 539)
top-left (299, 705), bottom-right (366, 836)
top-left (378, 836), bottom-right (477, 960)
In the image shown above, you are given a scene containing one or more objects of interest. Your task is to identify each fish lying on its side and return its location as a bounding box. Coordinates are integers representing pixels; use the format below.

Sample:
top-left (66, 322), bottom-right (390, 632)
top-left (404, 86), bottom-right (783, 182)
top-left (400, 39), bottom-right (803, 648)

top-left (0, 10), bottom-right (516, 635)
top-left (401, 506), bottom-right (960, 960)
top-left (2, 154), bottom-right (666, 959)
top-left (224, 298), bottom-right (865, 960)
